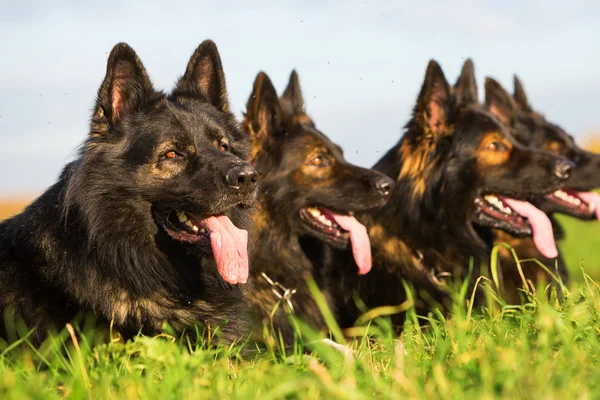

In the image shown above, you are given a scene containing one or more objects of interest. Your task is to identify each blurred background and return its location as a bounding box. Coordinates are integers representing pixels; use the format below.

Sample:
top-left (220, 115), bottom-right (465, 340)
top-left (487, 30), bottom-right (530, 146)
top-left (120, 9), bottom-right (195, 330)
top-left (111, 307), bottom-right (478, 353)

top-left (1, 0), bottom-right (599, 276)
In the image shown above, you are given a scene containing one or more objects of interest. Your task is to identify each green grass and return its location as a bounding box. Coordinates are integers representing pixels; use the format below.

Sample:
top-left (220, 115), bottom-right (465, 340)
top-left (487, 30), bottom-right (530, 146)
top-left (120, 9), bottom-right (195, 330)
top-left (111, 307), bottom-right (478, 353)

top-left (558, 214), bottom-right (600, 279)
top-left (1, 218), bottom-right (600, 399)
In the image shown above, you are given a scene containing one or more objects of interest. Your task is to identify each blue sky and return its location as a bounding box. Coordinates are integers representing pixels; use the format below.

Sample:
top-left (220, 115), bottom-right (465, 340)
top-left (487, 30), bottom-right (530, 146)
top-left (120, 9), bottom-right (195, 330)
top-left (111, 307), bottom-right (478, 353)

top-left (1, 0), bottom-right (599, 194)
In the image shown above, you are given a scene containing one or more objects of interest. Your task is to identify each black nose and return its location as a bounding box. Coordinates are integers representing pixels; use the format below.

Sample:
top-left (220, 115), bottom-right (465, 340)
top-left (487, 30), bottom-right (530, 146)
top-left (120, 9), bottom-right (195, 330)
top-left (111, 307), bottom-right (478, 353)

top-left (226, 164), bottom-right (259, 192)
top-left (374, 176), bottom-right (394, 197)
top-left (554, 159), bottom-right (574, 180)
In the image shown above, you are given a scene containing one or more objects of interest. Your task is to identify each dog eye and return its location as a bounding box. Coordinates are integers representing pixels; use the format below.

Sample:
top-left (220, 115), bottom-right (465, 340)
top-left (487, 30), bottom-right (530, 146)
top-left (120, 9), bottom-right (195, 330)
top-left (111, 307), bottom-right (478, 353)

top-left (308, 156), bottom-right (329, 167)
top-left (163, 150), bottom-right (182, 159)
top-left (487, 142), bottom-right (506, 152)
top-left (219, 142), bottom-right (230, 152)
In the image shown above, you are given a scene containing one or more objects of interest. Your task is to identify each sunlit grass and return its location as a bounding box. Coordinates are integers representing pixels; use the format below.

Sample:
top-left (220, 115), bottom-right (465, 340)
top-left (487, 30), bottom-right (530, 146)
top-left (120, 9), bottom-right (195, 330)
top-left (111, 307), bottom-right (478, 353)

top-left (0, 198), bottom-right (599, 399)
top-left (1, 261), bottom-right (600, 399)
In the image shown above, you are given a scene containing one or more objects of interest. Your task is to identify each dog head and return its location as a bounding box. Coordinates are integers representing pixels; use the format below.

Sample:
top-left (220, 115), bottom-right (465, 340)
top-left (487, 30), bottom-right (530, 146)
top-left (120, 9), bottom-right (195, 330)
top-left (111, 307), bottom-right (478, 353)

top-left (387, 60), bottom-right (571, 254)
top-left (485, 76), bottom-right (600, 220)
top-left (242, 71), bottom-right (394, 273)
top-left (68, 41), bottom-right (259, 286)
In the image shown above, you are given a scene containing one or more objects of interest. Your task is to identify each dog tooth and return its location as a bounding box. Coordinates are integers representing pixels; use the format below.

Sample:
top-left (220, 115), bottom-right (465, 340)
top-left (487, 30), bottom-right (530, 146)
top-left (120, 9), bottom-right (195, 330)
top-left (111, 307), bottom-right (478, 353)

top-left (568, 196), bottom-right (579, 205)
top-left (192, 225), bottom-right (199, 232)
top-left (485, 195), bottom-right (498, 205)
top-left (574, 198), bottom-right (581, 206)
top-left (177, 211), bottom-right (188, 223)
top-left (590, 202), bottom-right (596, 212)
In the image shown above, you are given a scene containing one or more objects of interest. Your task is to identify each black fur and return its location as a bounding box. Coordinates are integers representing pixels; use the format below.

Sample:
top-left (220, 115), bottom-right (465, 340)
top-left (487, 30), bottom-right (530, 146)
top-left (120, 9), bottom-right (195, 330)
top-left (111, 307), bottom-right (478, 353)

top-left (242, 71), bottom-right (394, 343)
top-left (330, 60), bottom-right (572, 328)
top-left (0, 41), bottom-right (258, 345)
top-left (486, 76), bottom-right (600, 213)
top-left (484, 75), bottom-right (600, 301)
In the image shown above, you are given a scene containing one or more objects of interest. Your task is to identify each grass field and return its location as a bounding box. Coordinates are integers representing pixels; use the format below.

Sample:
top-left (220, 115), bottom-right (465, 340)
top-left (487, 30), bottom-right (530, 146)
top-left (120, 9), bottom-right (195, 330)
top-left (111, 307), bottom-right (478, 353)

top-left (0, 199), bottom-right (599, 399)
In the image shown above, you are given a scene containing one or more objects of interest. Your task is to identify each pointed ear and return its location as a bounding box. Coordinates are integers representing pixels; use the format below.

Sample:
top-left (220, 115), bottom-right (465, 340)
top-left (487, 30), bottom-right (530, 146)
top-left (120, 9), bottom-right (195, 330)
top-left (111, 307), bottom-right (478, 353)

top-left (485, 77), bottom-right (516, 126)
top-left (454, 59), bottom-right (478, 107)
top-left (174, 40), bottom-right (230, 112)
top-left (95, 43), bottom-right (158, 124)
top-left (513, 75), bottom-right (532, 112)
top-left (414, 60), bottom-right (453, 138)
top-left (242, 72), bottom-right (282, 142)
top-left (280, 70), bottom-right (304, 114)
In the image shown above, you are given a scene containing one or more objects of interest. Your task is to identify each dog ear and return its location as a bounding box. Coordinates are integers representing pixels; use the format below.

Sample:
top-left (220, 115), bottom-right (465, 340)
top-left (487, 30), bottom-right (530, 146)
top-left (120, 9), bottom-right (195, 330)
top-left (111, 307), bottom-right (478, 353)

top-left (485, 77), bottom-right (516, 126)
top-left (513, 75), bottom-right (533, 112)
top-left (280, 69), bottom-right (315, 126)
top-left (454, 59), bottom-right (478, 107)
top-left (243, 72), bottom-right (283, 141)
top-left (414, 60), bottom-right (453, 138)
top-left (280, 70), bottom-right (305, 114)
top-left (174, 40), bottom-right (230, 112)
top-left (95, 43), bottom-right (158, 125)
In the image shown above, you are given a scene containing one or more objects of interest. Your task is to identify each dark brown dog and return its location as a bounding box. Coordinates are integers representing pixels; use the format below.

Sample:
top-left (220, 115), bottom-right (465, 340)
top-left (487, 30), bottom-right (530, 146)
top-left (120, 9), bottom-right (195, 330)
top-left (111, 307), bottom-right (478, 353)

top-left (330, 60), bottom-right (574, 329)
top-left (484, 75), bottom-right (600, 302)
top-left (242, 71), bottom-right (394, 343)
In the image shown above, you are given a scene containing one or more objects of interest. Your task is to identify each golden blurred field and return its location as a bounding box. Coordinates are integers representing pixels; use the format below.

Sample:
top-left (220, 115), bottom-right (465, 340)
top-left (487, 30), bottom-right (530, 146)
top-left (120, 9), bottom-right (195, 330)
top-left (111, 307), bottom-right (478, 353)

top-left (0, 197), bottom-right (35, 221)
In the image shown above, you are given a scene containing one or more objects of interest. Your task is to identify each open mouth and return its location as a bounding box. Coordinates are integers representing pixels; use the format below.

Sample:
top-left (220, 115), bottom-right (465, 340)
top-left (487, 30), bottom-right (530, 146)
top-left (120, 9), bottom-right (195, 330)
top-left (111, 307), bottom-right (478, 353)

top-left (153, 209), bottom-right (249, 284)
top-left (300, 207), bottom-right (350, 246)
top-left (545, 189), bottom-right (596, 218)
top-left (475, 194), bottom-right (530, 235)
top-left (299, 206), bottom-right (372, 275)
top-left (473, 194), bottom-right (558, 259)
top-left (161, 210), bottom-right (211, 244)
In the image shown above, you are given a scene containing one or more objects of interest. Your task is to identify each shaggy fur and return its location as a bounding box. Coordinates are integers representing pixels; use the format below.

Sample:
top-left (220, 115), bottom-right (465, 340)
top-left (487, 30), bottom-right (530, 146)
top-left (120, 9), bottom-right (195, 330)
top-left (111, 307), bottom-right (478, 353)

top-left (0, 41), bottom-right (258, 345)
top-left (329, 60), bottom-right (573, 329)
top-left (242, 71), bottom-right (394, 343)
top-left (485, 75), bottom-right (600, 302)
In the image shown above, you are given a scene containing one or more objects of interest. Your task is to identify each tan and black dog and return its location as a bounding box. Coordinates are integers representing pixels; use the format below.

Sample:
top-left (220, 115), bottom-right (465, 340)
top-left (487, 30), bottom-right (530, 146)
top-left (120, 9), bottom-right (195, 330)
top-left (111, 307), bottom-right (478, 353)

top-left (329, 60), bottom-right (574, 329)
top-left (242, 71), bottom-right (394, 343)
top-left (483, 75), bottom-right (600, 302)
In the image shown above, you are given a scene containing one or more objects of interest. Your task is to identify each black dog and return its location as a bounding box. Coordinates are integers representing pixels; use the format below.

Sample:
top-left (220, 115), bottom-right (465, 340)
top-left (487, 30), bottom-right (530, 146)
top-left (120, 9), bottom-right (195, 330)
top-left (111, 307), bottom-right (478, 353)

top-left (242, 71), bottom-right (394, 343)
top-left (0, 41), bottom-right (259, 345)
top-left (330, 60), bottom-right (574, 329)
top-left (484, 75), bottom-right (600, 301)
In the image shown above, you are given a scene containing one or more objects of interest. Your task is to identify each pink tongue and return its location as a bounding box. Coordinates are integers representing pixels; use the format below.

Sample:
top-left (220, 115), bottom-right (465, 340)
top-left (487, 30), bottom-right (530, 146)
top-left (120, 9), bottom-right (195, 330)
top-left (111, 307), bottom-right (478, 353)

top-left (202, 215), bottom-right (249, 285)
top-left (502, 198), bottom-right (558, 259)
top-left (328, 212), bottom-right (372, 275)
top-left (575, 192), bottom-right (600, 221)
